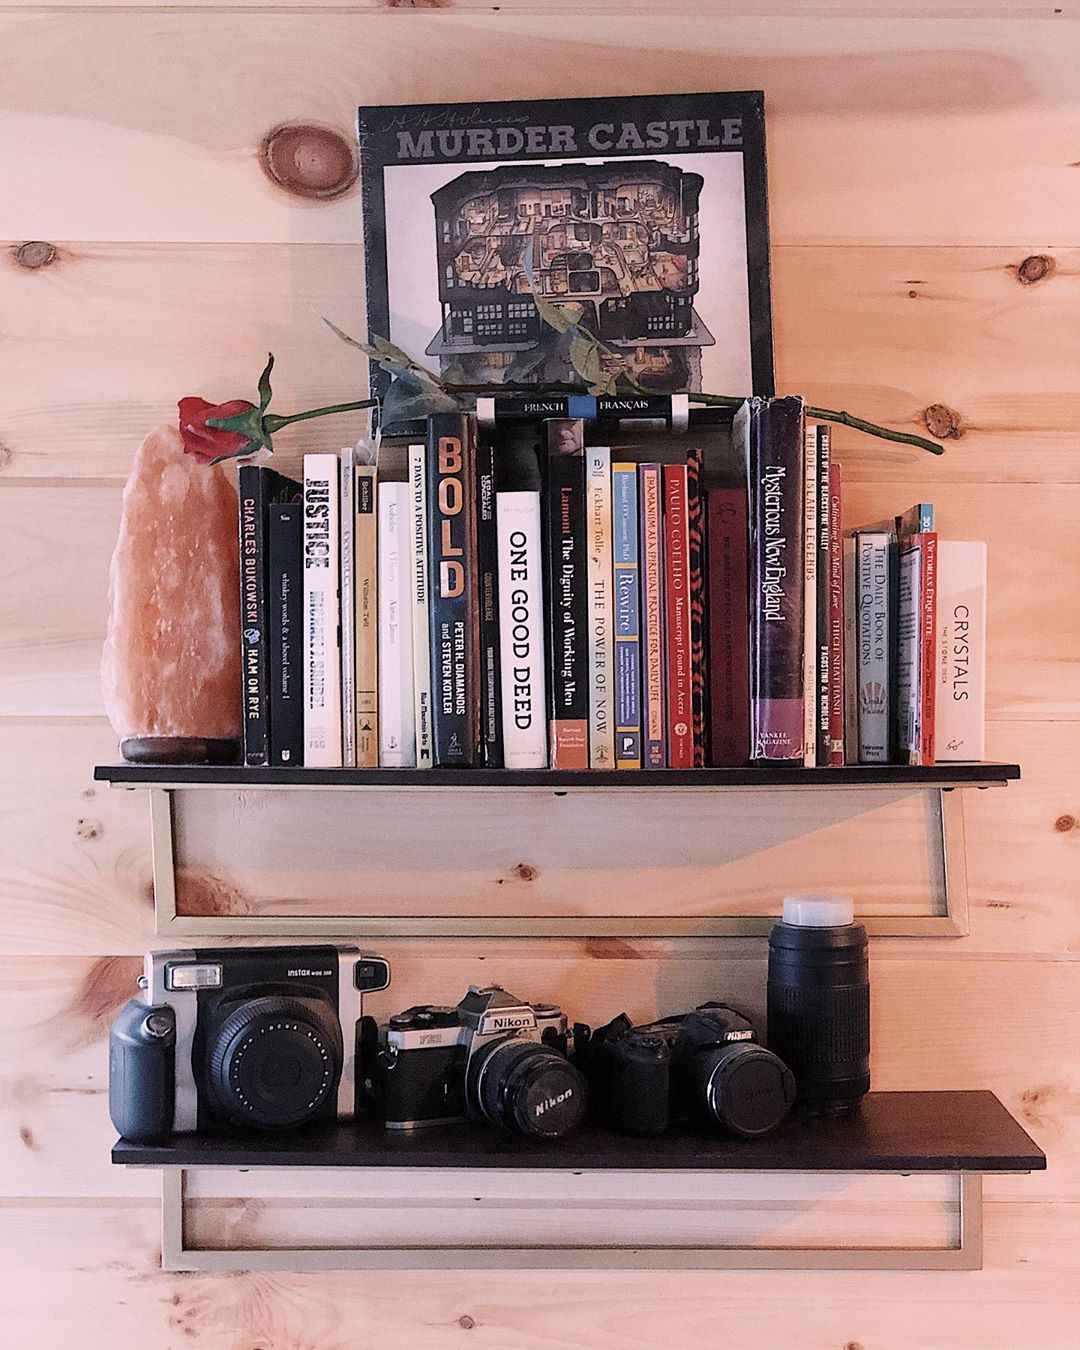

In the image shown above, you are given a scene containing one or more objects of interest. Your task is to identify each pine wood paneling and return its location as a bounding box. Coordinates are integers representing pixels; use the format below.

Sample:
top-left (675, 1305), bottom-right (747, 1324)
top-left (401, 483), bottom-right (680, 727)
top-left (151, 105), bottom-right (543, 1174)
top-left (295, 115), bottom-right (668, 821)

top-left (4, 15), bottom-right (1080, 245)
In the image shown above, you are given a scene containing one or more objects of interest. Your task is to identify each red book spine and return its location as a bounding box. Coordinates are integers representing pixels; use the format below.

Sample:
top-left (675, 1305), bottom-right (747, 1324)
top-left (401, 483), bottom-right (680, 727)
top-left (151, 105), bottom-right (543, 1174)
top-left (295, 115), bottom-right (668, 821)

top-left (827, 462), bottom-right (845, 766)
top-left (919, 532), bottom-right (938, 765)
top-left (663, 464), bottom-right (693, 768)
top-left (706, 490), bottom-right (750, 766)
top-left (686, 446), bottom-right (707, 767)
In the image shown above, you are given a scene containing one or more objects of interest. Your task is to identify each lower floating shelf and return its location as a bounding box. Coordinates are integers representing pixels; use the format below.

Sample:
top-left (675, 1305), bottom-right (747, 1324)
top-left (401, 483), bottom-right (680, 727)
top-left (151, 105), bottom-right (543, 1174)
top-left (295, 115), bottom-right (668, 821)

top-left (114, 1090), bottom-right (1043, 1174)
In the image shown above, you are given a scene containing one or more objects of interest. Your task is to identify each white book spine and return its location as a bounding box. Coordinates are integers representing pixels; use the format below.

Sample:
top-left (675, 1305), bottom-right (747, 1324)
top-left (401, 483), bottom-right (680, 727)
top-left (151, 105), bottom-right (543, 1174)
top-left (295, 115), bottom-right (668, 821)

top-left (496, 491), bottom-right (548, 769)
top-left (896, 540), bottom-right (923, 762)
top-left (303, 453), bottom-right (342, 767)
top-left (377, 482), bottom-right (415, 767)
top-left (936, 541), bottom-right (987, 761)
top-left (408, 445), bottom-right (433, 767)
top-left (802, 422), bottom-right (818, 766)
top-left (339, 447), bottom-right (357, 767)
top-left (586, 446), bottom-right (615, 768)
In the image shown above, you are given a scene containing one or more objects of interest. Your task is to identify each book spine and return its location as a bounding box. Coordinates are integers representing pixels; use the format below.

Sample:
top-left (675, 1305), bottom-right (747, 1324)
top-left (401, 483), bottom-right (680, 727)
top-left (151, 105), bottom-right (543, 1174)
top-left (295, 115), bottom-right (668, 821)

top-left (896, 538), bottom-right (922, 764)
top-left (354, 466), bottom-right (378, 767)
top-left (485, 393), bottom-right (683, 425)
top-left (339, 448), bottom-right (357, 767)
top-left (827, 463), bottom-right (845, 766)
top-left (612, 463), bottom-right (641, 769)
top-left (686, 446), bottom-right (707, 767)
top-left (744, 396), bottom-right (805, 761)
top-left (842, 535), bottom-right (858, 763)
top-left (663, 463), bottom-right (693, 769)
top-left (408, 445), bottom-right (434, 768)
top-left (639, 463), bottom-right (667, 769)
top-left (496, 491), bottom-right (548, 769)
top-left (477, 436), bottom-right (503, 768)
top-left (427, 413), bottom-right (481, 766)
top-left (239, 467), bottom-right (299, 765)
top-left (377, 482), bottom-right (415, 767)
top-left (302, 454), bottom-right (342, 767)
top-left (919, 532), bottom-right (938, 766)
top-left (543, 419), bottom-right (589, 769)
top-left (801, 421), bottom-right (817, 767)
top-left (587, 446), bottom-right (615, 768)
top-left (706, 489), bottom-right (750, 766)
top-left (815, 426), bottom-right (831, 766)
top-left (856, 531), bottom-right (893, 764)
top-left (936, 540), bottom-right (986, 761)
top-left (268, 502), bottom-right (304, 766)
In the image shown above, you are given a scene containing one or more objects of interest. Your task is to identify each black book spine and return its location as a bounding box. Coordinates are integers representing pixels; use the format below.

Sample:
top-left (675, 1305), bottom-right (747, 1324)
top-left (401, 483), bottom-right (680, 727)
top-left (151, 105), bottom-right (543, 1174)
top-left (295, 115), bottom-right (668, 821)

top-left (238, 465), bottom-right (300, 766)
top-left (543, 419), bottom-right (589, 769)
top-left (477, 435), bottom-right (503, 767)
top-left (427, 412), bottom-right (481, 766)
top-left (815, 425), bottom-right (831, 766)
top-left (268, 502), bottom-right (304, 766)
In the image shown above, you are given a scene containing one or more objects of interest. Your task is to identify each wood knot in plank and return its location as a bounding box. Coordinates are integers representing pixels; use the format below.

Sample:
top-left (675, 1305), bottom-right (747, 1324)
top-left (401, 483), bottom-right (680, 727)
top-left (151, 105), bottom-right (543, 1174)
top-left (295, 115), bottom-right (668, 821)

top-left (51, 956), bottom-right (142, 1050)
top-left (261, 124), bottom-right (358, 200)
top-left (497, 862), bottom-right (538, 885)
top-left (0, 442), bottom-right (12, 471)
top-left (458, 1315), bottom-right (476, 1330)
top-left (75, 817), bottom-right (102, 841)
top-left (13, 241), bottom-right (58, 270)
top-left (1016, 254), bottom-right (1054, 286)
top-left (175, 868), bottom-right (252, 917)
top-left (19, 1126), bottom-right (37, 1151)
top-left (1054, 814), bottom-right (1076, 833)
top-left (923, 404), bottom-right (964, 440)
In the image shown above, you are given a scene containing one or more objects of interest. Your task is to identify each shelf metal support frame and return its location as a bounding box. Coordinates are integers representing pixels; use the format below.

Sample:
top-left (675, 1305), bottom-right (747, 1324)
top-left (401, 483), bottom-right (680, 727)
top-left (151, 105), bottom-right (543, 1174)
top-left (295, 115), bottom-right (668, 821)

top-left (158, 1167), bottom-right (983, 1272)
top-left (147, 785), bottom-right (970, 939)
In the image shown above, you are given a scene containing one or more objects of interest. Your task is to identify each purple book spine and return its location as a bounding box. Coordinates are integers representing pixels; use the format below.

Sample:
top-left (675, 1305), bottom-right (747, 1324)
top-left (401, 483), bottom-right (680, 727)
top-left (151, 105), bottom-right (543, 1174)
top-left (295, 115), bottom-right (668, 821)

top-left (747, 397), bottom-right (805, 761)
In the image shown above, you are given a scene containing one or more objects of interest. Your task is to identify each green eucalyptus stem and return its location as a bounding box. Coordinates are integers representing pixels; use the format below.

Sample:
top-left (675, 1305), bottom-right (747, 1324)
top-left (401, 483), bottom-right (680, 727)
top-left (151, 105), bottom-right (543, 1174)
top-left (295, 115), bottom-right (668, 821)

top-left (262, 398), bottom-right (378, 432)
top-left (441, 381), bottom-right (945, 457)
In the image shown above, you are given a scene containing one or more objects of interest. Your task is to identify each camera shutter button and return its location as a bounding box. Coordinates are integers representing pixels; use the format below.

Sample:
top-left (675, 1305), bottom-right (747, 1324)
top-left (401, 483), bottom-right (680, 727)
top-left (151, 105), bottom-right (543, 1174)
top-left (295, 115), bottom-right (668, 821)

top-left (143, 1012), bottom-right (172, 1039)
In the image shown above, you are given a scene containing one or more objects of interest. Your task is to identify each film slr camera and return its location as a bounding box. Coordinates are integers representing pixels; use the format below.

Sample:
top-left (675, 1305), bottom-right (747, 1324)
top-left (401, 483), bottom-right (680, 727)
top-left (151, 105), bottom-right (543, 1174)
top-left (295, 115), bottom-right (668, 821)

top-left (368, 985), bottom-right (587, 1140)
top-left (109, 945), bottom-right (390, 1142)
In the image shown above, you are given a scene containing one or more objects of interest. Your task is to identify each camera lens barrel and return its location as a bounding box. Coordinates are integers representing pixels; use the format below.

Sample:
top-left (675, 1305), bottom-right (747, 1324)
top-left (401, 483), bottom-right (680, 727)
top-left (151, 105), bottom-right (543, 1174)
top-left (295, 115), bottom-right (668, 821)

top-left (767, 897), bottom-right (871, 1116)
top-left (684, 1042), bottom-right (795, 1137)
top-left (473, 1039), bottom-right (587, 1140)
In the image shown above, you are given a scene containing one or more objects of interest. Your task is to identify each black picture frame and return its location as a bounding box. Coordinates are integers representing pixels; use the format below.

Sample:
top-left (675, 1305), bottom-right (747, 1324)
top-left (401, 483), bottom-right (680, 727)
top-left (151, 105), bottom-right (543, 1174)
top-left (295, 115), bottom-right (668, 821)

top-left (358, 92), bottom-right (774, 418)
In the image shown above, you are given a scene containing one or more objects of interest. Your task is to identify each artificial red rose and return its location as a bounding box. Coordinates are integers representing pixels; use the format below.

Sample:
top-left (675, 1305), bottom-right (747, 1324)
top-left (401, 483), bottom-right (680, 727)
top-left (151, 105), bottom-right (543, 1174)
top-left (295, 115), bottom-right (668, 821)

top-left (177, 397), bottom-right (262, 465)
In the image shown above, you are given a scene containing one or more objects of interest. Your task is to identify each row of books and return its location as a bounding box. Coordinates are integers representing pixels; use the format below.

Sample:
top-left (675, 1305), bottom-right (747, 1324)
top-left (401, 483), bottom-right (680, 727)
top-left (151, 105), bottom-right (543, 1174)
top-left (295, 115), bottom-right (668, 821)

top-left (237, 400), bottom-right (985, 770)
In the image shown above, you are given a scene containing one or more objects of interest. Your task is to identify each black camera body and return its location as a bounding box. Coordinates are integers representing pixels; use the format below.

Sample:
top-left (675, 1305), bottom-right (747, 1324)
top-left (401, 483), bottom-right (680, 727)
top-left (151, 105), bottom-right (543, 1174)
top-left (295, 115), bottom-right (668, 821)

top-left (371, 985), bottom-right (586, 1140)
top-left (109, 945), bottom-right (390, 1142)
top-left (586, 1003), bottom-right (795, 1139)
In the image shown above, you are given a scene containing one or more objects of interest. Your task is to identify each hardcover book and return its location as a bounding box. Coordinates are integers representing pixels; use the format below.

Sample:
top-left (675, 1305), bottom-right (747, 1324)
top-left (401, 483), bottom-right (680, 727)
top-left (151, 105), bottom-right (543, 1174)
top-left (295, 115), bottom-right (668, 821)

top-left (543, 418), bottom-right (589, 769)
top-left (238, 465), bottom-right (301, 766)
top-left (354, 463), bottom-right (379, 767)
top-left (358, 92), bottom-right (774, 429)
top-left (612, 462), bottom-right (642, 770)
top-left (377, 481), bottom-right (415, 768)
top-left (856, 531), bottom-right (894, 764)
top-left (686, 445), bottom-right (707, 767)
top-left (936, 541), bottom-right (986, 762)
top-left (339, 447), bottom-right (357, 768)
top-left (739, 395), bottom-right (806, 762)
top-left (663, 462), bottom-right (693, 769)
top-left (497, 489), bottom-right (548, 769)
top-left (586, 445), bottom-right (615, 768)
top-left (801, 420), bottom-right (818, 767)
top-left (706, 488), bottom-right (750, 766)
top-left (826, 462), bottom-right (845, 766)
top-left (268, 502), bottom-right (304, 766)
top-left (477, 435), bottom-right (503, 768)
top-left (302, 454), bottom-right (342, 767)
top-left (639, 462), bottom-right (667, 769)
top-left (427, 412), bottom-right (481, 766)
top-left (814, 426), bottom-right (831, 767)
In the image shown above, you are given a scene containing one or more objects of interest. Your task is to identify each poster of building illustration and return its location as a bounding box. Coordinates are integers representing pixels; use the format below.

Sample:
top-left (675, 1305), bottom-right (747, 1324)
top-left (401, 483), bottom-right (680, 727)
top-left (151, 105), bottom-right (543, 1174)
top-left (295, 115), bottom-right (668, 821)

top-left (358, 92), bottom-right (774, 408)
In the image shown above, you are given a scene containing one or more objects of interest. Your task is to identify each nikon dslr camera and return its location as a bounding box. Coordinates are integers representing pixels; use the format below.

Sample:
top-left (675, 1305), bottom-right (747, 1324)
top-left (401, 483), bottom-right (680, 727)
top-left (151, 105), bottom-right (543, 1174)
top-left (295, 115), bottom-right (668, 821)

top-left (370, 985), bottom-right (586, 1140)
top-left (109, 945), bottom-right (390, 1142)
top-left (586, 1003), bottom-right (795, 1139)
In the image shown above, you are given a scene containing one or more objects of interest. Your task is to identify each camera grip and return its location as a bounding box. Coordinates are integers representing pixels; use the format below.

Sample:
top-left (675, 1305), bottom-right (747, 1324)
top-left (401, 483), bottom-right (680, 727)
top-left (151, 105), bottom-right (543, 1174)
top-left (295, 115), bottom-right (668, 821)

top-left (108, 998), bottom-right (175, 1142)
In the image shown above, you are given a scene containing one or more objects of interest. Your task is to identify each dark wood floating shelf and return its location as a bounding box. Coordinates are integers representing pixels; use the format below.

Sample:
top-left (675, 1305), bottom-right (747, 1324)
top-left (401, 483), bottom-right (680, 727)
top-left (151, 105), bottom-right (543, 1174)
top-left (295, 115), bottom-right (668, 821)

top-left (114, 1091), bottom-right (1043, 1174)
top-left (95, 762), bottom-right (1020, 790)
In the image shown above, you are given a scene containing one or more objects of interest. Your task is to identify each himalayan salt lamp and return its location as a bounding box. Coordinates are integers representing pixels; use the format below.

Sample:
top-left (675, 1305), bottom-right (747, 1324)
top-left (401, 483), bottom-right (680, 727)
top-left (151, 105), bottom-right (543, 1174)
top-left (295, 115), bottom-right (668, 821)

top-left (101, 424), bottom-right (241, 763)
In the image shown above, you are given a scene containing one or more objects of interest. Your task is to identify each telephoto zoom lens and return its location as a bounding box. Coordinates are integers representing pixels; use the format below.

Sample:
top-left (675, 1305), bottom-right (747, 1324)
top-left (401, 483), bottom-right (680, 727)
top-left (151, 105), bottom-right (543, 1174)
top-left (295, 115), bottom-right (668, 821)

top-left (767, 896), bottom-right (870, 1116)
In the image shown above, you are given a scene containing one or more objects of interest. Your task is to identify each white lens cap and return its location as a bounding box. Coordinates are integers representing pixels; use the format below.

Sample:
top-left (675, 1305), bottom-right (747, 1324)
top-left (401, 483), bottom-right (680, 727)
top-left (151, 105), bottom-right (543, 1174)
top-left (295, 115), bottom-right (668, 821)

top-left (782, 895), bottom-right (855, 927)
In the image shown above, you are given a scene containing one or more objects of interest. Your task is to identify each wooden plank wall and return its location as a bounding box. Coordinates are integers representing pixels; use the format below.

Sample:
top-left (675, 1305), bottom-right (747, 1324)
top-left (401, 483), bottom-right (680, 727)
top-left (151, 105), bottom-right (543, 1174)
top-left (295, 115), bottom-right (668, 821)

top-left (2, 4), bottom-right (1079, 1345)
